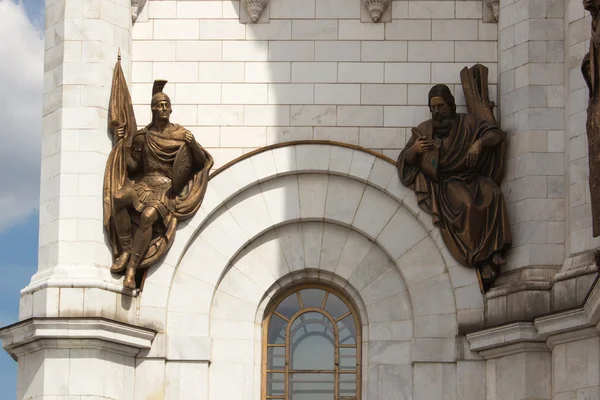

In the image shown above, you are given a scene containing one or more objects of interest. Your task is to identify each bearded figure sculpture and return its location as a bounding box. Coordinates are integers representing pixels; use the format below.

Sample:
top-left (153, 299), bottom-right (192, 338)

top-left (103, 56), bottom-right (213, 290)
top-left (397, 83), bottom-right (512, 291)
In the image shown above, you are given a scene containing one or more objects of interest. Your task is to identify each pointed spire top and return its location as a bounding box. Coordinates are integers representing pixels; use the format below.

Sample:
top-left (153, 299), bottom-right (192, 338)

top-left (118, 48), bottom-right (121, 61)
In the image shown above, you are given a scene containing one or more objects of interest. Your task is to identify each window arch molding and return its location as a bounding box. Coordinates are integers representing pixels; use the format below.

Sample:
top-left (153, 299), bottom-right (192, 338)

top-left (262, 283), bottom-right (362, 400)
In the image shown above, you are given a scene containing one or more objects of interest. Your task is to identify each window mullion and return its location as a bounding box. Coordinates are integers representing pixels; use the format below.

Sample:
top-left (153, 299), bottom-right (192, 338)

top-left (285, 320), bottom-right (290, 400)
top-left (334, 312), bottom-right (339, 400)
top-left (264, 284), bottom-right (361, 400)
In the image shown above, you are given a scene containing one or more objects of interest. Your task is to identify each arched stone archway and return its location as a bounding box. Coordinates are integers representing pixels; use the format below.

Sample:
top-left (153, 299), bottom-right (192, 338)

top-left (138, 143), bottom-right (483, 337)
top-left (208, 221), bottom-right (414, 400)
top-left (131, 143), bottom-right (485, 400)
top-left (129, 143), bottom-right (485, 400)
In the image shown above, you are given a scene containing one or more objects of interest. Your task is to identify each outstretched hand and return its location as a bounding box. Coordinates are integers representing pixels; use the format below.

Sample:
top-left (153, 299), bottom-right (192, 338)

top-left (467, 140), bottom-right (482, 167)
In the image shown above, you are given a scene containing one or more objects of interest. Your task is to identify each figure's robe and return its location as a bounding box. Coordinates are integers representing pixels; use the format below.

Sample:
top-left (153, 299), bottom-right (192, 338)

top-left (582, 13), bottom-right (600, 237)
top-left (397, 113), bottom-right (512, 268)
top-left (103, 123), bottom-right (213, 268)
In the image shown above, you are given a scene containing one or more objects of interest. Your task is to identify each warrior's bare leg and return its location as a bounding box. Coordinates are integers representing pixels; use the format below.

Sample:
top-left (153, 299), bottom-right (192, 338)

top-left (111, 189), bottom-right (134, 273)
top-left (123, 206), bottom-right (160, 290)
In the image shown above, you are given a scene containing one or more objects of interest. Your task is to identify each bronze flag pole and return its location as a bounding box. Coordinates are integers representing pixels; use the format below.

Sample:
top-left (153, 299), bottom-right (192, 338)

top-left (103, 50), bottom-right (138, 265)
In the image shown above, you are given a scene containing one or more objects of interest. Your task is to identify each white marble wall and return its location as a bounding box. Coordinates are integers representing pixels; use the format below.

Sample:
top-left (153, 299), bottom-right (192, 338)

top-left (497, 0), bottom-right (566, 273)
top-left (131, 0), bottom-right (498, 168)
top-left (20, 0), bottom-right (600, 396)
top-left (486, 351), bottom-right (552, 399)
top-left (25, 0), bottom-right (137, 322)
top-left (18, 347), bottom-right (136, 400)
top-left (40, 0), bottom-right (132, 272)
top-left (131, 143), bottom-right (486, 399)
top-left (552, 336), bottom-right (600, 399)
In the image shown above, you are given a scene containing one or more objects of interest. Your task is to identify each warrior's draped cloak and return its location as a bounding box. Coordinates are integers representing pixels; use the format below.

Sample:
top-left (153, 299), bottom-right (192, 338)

top-left (397, 113), bottom-right (512, 268)
top-left (103, 123), bottom-right (213, 268)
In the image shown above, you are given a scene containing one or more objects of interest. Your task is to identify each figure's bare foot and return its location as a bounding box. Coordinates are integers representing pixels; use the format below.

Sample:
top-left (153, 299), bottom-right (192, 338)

top-left (111, 251), bottom-right (130, 273)
top-left (480, 264), bottom-right (496, 282)
top-left (123, 266), bottom-right (137, 290)
top-left (491, 253), bottom-right (506, 266)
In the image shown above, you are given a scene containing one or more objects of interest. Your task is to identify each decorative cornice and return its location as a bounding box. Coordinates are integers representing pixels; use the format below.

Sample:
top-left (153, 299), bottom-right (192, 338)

top-left (467, 322), bottom-right (539, 352)
top-left (467, 323), bottom-right (550, 359)
top-left (131, 0), bottom-right (147, 22)
top-left (545, 327), bottom-right (599, 350)
top-left (554, 263), bottom-right (598, 283)
top-left (0, 318), bottom-right (156, 360)
top-left (534, 308), bottom-right (589, 340)
top-left (478, 342), bottom-right (548, 359)
top-left (243, 0), bottom-right (268, 22)
top-left (362, 0), bottom-right (391, 22)
top-left (468, 278), bottom-right (600, 358)
top-left (482, 0), bottom-right (498, 22)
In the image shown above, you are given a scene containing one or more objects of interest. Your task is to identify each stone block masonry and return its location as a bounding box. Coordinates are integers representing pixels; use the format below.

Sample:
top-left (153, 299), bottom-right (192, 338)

top-left (495, 0), bottom-right (567, 277)
top-left (131, 0), bottom-right (498, 168)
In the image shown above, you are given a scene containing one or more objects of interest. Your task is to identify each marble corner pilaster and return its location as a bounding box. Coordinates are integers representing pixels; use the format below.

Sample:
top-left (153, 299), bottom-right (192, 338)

top-left (38, 0), bottom-right (134, 277)
top-left (0, 317), bottom-right (156, 360)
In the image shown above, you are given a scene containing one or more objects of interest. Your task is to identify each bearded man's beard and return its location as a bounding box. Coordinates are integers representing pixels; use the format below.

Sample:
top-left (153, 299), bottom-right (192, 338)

top-left (432, 113), bottom-right (453, 135)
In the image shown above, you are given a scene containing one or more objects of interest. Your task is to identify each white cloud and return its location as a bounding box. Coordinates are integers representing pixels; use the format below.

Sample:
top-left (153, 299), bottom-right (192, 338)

top-left (0, 1), bottom-right (44, 231)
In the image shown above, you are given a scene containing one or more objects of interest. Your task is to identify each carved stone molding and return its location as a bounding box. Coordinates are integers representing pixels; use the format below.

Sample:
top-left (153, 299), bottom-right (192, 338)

top-left (362, 0), bottom-right (390, 22)
top-left (131, 0), bottom-right (147, 23)
top-left (0, 317), bottom-right (156, 360)
top-left (243, 0), bottom-right (268, 22)
top-left (467, 278), bottom-right (600, 357)
top-left (483, 0), bottom-right (499, 22)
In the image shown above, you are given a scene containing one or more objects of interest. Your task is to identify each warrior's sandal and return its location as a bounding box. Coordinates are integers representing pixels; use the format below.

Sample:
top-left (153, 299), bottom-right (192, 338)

top-left (110, 252), bottom-right (130, 273)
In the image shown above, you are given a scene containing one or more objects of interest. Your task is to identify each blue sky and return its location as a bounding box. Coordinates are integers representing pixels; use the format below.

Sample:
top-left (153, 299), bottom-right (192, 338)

top-left (0, 0), bottom-right (45, 397)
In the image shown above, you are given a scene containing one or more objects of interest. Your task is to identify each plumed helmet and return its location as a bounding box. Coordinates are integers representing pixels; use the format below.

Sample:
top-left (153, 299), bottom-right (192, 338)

top-left (151, 79), bottom-right (171, 106)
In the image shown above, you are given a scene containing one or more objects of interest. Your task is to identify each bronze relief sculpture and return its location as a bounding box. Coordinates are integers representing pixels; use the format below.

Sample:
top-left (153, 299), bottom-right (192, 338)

top-left (103, 56), bottom-right (213, 290)
top-left (582, 0), bottom-right (600, 238)
top-left (397, 66), bottom-right (512, 292)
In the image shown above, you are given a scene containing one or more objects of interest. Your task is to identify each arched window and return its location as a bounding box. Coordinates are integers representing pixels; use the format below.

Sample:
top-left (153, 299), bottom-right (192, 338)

top-left (262, 284), bottom-right (361, 400)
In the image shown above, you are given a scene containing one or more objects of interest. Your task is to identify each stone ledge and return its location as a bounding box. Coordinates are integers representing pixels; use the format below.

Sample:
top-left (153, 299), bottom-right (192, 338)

top-left (466, 322), bottom-right (539, 353)
top-left (479, 342), bottom-right (549, 359)
top-left (483, 256), bottom-right (599, 327)
top-left (554, 263), bottom-right (598, 282)
top-left (534, 308), bottom-right (589, 340)
top-left (544, 327), bottom-right (599, 350)
top-left (468, 277), bottom-right (600, 358)
top-left (22, 265), bottom-right (138, 297)
top-left (0, 317), bottom-right (156, 360)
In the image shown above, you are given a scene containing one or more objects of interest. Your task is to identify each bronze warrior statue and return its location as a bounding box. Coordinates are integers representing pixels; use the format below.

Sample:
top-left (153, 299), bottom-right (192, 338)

top-left (397, 84), bottom-right (512, 289)
top-left (103, 63), bottom-right (213, 290)
top-left (582, 0), bottom-right (600, 238)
